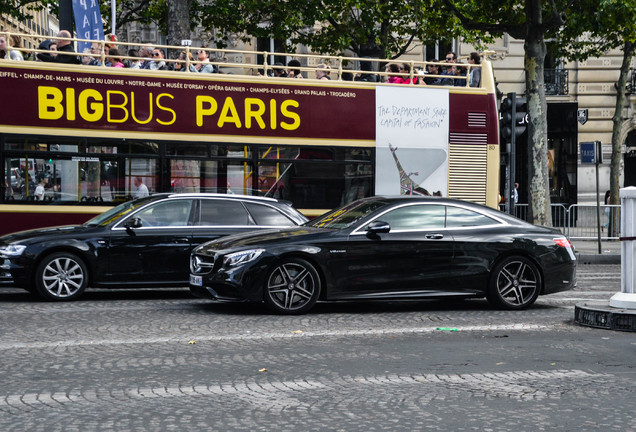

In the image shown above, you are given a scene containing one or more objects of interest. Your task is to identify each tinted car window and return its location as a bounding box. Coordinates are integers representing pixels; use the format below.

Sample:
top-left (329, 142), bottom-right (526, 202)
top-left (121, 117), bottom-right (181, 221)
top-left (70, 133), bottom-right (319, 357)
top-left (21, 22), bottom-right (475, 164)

top-left (446, 206), bottom-right (499, 227)
top-left (87, 196), bottom-right (156, 227)
top-left (377, 204), bottom-right (445, 230)
top-left (244, 202), bottom-right (293, 226)
top-left (197, 199), bottom-right (249, 226)
top-left (309, 199), bottom-right (388, 229)
top-left (136, 200), bottom-right (193, 227)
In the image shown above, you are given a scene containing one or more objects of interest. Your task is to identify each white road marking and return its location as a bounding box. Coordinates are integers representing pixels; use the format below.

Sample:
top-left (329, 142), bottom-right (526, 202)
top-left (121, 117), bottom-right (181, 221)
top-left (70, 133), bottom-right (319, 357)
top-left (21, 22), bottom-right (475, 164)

top-left (0, 323), bottom-right (554, 350)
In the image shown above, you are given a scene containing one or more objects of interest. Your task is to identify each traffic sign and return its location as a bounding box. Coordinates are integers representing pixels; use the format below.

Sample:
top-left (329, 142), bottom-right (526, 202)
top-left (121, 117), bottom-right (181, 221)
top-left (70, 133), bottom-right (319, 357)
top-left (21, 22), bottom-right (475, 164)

top-left (580, 141), bottom-right (602, 164)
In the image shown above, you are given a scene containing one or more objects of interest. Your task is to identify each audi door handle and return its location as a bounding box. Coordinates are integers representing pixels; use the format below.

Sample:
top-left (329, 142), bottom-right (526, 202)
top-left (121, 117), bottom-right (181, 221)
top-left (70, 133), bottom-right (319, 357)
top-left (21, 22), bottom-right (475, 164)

top-left (425, 233), bottom-right (444, 240)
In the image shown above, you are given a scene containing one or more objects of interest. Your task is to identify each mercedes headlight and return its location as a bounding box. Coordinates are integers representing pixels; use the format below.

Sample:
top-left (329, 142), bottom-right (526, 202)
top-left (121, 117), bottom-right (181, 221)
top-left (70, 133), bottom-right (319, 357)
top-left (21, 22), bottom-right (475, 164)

top-left (222, 249), bottom-right (264, 267)
top-left (0, 244), bottom-right (27, 257)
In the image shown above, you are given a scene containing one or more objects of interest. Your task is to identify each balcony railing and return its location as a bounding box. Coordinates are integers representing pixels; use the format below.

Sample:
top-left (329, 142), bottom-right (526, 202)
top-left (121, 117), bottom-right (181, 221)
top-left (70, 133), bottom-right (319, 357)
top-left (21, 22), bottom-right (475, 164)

top-left (544, 68), bottom-right (568, 95)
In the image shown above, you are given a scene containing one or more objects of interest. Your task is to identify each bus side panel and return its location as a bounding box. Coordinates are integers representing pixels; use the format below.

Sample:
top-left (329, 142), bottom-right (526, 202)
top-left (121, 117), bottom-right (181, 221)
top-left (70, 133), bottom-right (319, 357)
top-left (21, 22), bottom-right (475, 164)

top-left (447, 92), bottom-right (500, 207)
top-left (0, 206), bottom-right (105, 236)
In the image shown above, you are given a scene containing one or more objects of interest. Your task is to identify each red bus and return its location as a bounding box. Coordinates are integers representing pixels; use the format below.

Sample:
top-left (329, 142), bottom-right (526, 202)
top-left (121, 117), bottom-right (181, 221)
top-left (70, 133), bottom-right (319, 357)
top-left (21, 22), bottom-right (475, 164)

top-left (0, 33), bottom-right (499, 236)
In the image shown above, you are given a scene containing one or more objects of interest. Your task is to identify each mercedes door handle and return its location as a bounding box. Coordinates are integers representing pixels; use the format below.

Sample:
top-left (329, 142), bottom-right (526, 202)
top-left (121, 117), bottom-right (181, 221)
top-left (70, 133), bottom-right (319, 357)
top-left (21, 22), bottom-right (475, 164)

top-left (425, 233), bottom-right (444, 240)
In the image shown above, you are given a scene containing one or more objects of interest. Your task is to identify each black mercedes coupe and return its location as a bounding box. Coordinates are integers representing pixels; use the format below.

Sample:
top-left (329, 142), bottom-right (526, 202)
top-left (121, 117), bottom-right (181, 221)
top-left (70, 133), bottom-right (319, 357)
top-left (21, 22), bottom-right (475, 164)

top-left (189, 196), bottom-right (577, 314)
top-left (0, 193), bottom-right (307, 301)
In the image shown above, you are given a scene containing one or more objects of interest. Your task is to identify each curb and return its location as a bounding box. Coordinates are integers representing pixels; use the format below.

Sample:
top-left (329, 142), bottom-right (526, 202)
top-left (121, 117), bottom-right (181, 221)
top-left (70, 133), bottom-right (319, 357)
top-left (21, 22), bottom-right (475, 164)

top-left (575, 253), bottom-right (620, 265)
top-left (575, 302), bottom-right (636, 332)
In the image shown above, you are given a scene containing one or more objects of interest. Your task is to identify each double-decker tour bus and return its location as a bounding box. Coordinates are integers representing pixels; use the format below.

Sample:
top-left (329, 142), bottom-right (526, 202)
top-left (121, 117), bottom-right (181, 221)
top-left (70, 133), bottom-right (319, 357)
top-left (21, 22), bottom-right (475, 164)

top-left (0, 32), bottom-right (499, 236)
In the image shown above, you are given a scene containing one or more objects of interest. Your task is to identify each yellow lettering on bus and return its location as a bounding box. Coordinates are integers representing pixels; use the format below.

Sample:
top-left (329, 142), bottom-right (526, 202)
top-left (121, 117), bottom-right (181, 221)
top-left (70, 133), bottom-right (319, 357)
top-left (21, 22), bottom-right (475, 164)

top-left (156, 93), bottom-right (176, 125)
top-left (270, 99), bottom-right (277, 130)
top-left (196, 95), bottom-right (217, 127)
top-left (78, 89), bottom-right (104, 122)
top-left (38, 86), bottom-right (64, 120)
top-left (244, 98), bottom-right (266, 129)
top-left (66, 88), bottom-right (76, 121)
top-left (280, 99), bottom-right (300, 130)
top-left (106, 91), bottom-right (129, 123)
top-left (218, 97), bottom-right (242, 128)
top-left (131, 92), bottom-right (153, 125)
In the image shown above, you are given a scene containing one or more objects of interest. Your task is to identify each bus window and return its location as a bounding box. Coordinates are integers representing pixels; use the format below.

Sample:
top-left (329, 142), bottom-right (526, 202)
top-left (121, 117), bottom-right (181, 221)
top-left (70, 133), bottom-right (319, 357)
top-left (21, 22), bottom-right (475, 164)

top-left (171, 159), bottom-right (202, 193)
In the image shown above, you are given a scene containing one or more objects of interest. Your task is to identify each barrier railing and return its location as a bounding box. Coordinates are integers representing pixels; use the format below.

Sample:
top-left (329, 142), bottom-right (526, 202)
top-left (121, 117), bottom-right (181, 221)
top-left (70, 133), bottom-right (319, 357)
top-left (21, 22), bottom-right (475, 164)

top-left (504, 203), bottom-right (621, 240)
top-left (0, 31), bottom-right (484, 86)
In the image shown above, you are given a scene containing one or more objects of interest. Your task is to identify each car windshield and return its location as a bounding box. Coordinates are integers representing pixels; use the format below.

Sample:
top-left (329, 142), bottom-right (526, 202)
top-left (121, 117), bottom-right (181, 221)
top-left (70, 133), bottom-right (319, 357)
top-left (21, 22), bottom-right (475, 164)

top-left (84, 197), bottom-right (156, 227)
top-left (307, 199), bottom-right (388, 229)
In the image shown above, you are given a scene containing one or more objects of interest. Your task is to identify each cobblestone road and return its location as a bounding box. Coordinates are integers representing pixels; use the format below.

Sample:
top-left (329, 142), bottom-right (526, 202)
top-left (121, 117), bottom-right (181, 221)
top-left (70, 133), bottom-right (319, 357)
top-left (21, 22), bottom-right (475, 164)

top-left (0, 265), bottom-right (633, 431)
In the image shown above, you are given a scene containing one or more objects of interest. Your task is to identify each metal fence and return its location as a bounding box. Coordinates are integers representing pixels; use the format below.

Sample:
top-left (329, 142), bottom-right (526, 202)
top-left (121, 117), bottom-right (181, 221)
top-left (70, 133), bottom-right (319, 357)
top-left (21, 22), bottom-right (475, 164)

top-left (504, 204), bottom-right (621, 240)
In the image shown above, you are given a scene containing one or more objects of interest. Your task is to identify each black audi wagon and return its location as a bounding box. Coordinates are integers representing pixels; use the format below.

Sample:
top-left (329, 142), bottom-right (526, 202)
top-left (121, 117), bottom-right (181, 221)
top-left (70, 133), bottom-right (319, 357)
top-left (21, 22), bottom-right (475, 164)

top-left (0, 193), bottom-right (307, 300)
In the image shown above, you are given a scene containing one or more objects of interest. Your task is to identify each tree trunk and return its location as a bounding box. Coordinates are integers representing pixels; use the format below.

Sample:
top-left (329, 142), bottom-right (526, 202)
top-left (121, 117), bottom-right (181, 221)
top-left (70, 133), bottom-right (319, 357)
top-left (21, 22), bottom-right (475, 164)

top-left (609, 40), bottom-right (635, 236)
top-left (524, 10), bottom-right (551, 227)
top-left (166, 0), bottom-right (192, 59)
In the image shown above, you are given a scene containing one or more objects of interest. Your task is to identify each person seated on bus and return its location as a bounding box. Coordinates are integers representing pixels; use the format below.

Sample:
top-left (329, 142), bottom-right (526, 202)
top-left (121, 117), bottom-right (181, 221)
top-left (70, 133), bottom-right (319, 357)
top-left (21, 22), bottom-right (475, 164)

top-left (440, 51), bottom-right (458, 85)
top-left (126, 49), bottom-right (141, 69)
top-left (86, 42), bottom-right (102, 66)
top-left (287, 59), bottom-right (303, 78)
top-left (354, 59), bottom-right (377, 83)
top-left (173, 51), bottom-right (192, 72)
top-left (423, 61), bottom-right (442, 85)
top-left (315, 63), bottom-right (331, 80)
top-left (34, 174), bottom-right (49, 201)
top-left (272, 62), bottom-right (287, 78)
top-left (386, 63), bottom-right (403, 84)
top-left (108, 48), bottom-right (125, 68)
top-left (453, 63), bottom-right (468, 87)
top-left (400, 63), bottom-right (418, 85)
top-left (139, 46), bottom-right (154, 69)
top-left (190, 49), bottom-right (216, 73)
top-left (0, 35), bottom-right (24, 61)
top-left (37, 30), bottom-right (80, 64)
top-left (149, 48), bottom-right (169, 71)
top-left (81, 48), bottom-right (92, 65)
top-left (468, 52), bottom-right (482, 87)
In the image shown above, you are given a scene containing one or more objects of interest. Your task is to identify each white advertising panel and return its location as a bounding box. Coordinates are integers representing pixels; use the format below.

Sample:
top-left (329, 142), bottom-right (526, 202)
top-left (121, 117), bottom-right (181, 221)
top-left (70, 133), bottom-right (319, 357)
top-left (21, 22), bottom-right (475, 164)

top-left (375, 86), bottom-right (450, 196)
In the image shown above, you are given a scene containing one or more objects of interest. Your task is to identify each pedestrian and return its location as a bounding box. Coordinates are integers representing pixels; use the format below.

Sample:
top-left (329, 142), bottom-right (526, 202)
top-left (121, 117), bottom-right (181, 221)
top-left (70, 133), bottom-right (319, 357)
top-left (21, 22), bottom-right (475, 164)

top-left (133, 177), bottom-right (149, 198)
top-left (34, 174), bottom-right (49, 201)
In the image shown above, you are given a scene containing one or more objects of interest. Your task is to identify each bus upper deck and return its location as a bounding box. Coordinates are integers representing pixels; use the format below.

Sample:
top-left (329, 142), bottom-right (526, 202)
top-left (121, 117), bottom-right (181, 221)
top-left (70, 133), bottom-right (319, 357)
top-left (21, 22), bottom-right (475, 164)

top-left (0, 32), bottom-right (500, 236)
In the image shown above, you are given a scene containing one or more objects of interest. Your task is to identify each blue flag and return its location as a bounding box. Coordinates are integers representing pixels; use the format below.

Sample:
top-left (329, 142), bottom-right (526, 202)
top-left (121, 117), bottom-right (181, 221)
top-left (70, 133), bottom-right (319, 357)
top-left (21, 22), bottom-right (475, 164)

top-left (72, 0), bottom-right (105, 55)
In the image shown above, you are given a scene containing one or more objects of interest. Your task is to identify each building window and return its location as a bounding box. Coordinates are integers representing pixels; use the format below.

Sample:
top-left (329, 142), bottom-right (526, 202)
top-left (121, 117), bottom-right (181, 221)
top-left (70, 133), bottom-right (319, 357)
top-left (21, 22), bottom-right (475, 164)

top-left (545, 42), bottom-right (568, 96)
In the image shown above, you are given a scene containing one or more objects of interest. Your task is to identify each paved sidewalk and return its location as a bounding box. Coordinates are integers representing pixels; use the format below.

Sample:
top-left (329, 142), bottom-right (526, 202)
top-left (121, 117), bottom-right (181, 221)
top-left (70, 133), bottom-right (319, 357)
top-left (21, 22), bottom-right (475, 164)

top-left (571, 239), bottom-right (621, 264)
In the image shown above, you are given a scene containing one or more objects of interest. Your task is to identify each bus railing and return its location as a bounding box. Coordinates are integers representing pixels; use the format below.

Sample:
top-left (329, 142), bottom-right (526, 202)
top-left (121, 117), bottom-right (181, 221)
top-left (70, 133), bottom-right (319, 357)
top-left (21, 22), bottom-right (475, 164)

top-left (0, 31), bottom-right (484, 87)
top-left (506, 204), bottom-right (621, 240)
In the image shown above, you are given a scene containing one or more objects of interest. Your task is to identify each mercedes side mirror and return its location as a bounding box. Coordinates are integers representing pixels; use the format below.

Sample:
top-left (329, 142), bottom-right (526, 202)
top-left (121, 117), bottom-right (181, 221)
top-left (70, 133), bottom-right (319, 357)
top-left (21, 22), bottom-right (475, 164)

top-left (366, 220), bottom-right (390, 237)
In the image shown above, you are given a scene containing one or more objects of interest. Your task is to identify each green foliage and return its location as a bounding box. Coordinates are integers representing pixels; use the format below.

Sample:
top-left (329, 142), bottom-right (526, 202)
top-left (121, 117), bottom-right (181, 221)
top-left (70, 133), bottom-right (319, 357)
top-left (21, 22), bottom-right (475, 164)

top-left (553, 0), bottom-right (636, 61)
top-left (0, 0), bottom-right (55, 22)
top-left (195, 0), bottom-right (491, 58)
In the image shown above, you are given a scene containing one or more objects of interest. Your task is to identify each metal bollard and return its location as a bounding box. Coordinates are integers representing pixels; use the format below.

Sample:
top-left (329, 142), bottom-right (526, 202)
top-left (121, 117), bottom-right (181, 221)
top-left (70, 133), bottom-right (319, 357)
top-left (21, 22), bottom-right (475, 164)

top-left (610, 186), bottom-right (636, 309)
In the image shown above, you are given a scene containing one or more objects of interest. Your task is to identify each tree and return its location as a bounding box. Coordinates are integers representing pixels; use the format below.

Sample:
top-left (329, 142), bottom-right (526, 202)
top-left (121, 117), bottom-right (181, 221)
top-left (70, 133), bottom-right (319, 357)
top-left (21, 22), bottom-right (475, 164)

top-left (442, 0), bottom-right (595, 226)
top-left (0, 1), bottom-right (54, 22)
top-left (554, 0), bottom-right (636, 236)
top-left (166, 0), bottom-right (193, 52)
top-left (194, 0), bottom-right (486, 59)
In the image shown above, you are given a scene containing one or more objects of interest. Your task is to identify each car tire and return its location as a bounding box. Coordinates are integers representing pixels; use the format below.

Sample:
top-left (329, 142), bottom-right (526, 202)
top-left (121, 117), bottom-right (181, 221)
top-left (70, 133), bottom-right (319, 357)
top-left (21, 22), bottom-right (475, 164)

top-left (34, 252), bottom-right (88, 301)
top-left (487, 256), bottom-right (541, 310)
top-left (263, 258), bottom-right (321, 314)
